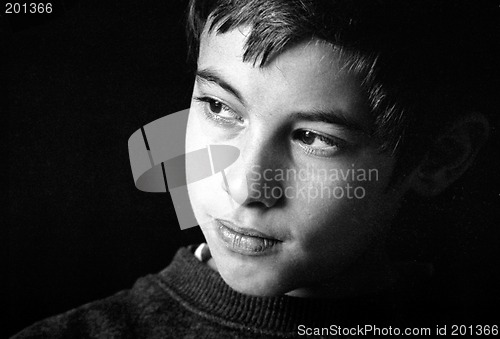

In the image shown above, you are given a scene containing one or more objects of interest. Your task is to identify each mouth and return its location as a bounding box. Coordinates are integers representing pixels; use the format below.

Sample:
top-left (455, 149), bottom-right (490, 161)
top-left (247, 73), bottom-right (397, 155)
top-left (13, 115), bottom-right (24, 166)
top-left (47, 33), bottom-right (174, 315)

top-left (214, 219), bottom-right (281, 256)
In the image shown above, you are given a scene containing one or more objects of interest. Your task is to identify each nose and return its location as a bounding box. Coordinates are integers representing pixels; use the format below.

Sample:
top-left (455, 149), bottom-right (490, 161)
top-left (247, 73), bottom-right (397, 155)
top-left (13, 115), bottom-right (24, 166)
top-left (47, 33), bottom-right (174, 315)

top-left (221, 136), bottom-right (284, 209)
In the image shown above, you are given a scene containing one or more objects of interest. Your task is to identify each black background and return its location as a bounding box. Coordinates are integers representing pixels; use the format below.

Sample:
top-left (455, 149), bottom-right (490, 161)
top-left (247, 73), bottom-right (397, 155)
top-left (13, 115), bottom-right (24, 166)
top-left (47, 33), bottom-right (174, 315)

top-left (7, 0), bottom-right (204, 336)
top-left (6, 0), bottom-right (500, 337)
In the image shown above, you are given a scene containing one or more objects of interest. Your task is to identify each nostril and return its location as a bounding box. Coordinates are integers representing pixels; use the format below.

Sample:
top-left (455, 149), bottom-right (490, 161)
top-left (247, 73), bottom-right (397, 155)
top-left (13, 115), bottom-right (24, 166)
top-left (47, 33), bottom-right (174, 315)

top-left (247, 179), bottom-right (285, 208)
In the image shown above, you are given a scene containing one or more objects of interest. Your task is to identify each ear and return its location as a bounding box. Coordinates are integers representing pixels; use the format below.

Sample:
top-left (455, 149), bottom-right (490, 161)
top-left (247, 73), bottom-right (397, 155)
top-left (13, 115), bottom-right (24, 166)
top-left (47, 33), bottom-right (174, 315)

top-left (410, 113), bottom-right (490, 197)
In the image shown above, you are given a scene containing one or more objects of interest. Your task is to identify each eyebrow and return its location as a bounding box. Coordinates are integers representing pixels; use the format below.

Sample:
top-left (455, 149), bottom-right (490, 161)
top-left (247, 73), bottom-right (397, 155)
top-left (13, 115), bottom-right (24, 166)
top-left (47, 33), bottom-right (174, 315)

top-left (196, 68), bottom-right (246, 105)
top-left (196, 68), bottom-right (369, 135)
top-left (293, 110), bottom-right (369, 135)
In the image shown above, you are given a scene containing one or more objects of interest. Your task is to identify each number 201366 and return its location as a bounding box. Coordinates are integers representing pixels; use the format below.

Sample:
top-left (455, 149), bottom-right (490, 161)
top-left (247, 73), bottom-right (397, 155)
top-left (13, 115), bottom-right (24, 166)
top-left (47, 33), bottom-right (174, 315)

top-left (5, 3), bottom-right (52, 14)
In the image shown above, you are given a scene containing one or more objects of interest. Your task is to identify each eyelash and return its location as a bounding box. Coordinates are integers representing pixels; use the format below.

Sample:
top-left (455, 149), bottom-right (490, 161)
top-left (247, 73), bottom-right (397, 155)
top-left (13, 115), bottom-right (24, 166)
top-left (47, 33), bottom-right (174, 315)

top-left (193, 96), bottom-right (344, 158)
top-left (292, 129), bottom-right (345, 157)
top-left (193, 96), bottom-right (244, 126)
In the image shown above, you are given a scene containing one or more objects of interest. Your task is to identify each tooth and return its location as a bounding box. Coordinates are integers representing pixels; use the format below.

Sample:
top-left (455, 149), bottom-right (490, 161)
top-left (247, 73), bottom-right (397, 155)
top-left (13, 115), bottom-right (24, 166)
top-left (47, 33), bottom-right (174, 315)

top-left (232, 234), bottom-right (238, 249)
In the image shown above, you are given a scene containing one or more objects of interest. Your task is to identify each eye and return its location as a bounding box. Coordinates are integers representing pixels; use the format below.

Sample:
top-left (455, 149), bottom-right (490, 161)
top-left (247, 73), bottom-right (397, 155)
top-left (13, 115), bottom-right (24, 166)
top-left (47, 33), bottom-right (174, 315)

top-left (208, 100), bottom-right (223, 114)
top-left (193, 96), bottom-right (244, 126)
top-left (292, 129), bottom-right (345, 157)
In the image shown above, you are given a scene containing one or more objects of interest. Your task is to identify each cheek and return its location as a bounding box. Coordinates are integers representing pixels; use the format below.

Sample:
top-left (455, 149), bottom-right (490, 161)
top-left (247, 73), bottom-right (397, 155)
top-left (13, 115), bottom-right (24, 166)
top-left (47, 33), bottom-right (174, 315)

top-left (185, 109), bottom-right (206, 153)
top-left (185, 111), bottom-right (215, 222)
top-left (185, 123), bottom-right (236, 228)
top-left (285, 162), bottom-right (393, 245)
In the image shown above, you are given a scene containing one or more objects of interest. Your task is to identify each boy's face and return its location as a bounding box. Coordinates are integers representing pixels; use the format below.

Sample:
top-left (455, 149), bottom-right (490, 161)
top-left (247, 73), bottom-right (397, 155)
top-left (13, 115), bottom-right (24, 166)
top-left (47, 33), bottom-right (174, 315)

top-left (185, 26), bottom-right (407, 297)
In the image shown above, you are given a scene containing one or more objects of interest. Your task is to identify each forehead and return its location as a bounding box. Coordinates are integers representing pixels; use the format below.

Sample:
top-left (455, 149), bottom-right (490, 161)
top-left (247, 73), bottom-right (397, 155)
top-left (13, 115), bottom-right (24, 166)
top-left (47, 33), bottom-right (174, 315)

top-left (198, 26), bottom-right (372, 131)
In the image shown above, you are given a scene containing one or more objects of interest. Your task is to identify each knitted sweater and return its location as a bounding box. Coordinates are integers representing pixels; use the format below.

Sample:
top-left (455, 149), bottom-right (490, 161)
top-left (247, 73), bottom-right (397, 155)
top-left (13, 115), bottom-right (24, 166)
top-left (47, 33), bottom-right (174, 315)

top-left (12, 245), bottom-right (429, 338)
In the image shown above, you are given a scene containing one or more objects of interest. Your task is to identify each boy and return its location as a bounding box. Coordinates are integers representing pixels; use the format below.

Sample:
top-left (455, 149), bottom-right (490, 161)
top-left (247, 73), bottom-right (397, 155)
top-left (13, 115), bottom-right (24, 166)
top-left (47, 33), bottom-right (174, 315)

top-left (13, 0), bottom-right (497, 337)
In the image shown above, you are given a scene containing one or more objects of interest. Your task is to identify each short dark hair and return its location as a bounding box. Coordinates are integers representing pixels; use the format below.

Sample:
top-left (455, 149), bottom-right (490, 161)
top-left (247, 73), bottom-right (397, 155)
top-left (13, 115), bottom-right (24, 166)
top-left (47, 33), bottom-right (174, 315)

top-left (186, 0), bottom-right (498, 175)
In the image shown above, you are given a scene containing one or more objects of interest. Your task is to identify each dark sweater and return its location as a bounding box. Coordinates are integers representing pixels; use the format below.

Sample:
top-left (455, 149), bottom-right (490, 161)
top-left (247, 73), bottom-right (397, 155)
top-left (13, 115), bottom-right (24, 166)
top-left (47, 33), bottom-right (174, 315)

top-left (12, 246), bottom-right (431, 338)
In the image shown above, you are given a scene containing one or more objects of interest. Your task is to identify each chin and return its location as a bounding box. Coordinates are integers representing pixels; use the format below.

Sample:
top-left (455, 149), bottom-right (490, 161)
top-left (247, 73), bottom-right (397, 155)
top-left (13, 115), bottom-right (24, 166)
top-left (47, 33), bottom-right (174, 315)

top-left (219, 266), bottom-right (292, 297)
top-left (209, 246), bottom-right (294, 296)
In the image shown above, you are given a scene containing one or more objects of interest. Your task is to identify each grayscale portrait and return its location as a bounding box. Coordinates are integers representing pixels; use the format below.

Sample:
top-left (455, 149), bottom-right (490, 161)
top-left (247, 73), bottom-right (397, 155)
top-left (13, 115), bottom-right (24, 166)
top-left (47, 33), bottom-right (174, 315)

top-left (8, 0), bottom-right (500, 337)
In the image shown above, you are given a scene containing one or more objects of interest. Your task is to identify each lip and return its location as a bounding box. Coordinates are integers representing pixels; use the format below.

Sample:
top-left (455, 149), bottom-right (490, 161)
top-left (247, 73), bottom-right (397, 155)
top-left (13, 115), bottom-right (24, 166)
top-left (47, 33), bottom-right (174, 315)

top-left (215, 219), bottom-right (281, 256)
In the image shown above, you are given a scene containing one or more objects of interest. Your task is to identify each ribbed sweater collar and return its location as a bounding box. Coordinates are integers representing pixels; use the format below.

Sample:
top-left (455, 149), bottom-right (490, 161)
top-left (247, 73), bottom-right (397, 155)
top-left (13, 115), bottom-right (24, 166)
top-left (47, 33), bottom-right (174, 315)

top-left (152, 246), bottom-right (395, 335)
